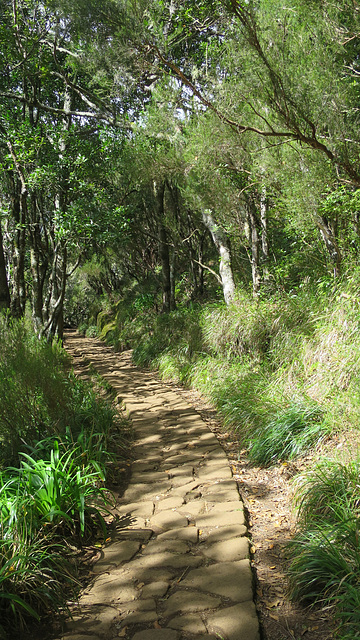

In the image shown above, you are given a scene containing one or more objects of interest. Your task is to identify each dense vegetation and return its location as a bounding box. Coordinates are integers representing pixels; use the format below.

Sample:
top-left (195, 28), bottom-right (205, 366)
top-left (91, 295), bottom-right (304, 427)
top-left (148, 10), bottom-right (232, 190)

top-left (0, 318), bottom-right (131, 637)
top-left (1, 0), bottom-right (360, 638)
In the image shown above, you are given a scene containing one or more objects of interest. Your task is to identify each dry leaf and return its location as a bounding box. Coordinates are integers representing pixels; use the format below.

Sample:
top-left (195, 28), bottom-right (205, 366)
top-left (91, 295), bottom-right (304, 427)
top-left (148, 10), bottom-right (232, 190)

top-left (153, 621), bottom-right (162, 629)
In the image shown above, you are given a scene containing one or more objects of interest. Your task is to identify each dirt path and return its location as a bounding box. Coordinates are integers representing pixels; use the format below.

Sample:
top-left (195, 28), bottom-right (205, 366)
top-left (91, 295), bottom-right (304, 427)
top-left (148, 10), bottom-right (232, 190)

top-left (59, 332), bottom-right (260, 640)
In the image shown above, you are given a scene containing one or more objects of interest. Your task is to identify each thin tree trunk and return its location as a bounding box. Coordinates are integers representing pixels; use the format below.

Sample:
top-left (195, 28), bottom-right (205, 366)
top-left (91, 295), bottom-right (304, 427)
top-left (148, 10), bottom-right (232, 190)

top-left (170, 250), bottom-right (176, 311)
top-left (0, 221), bottom-right (10, 312)
top-left (245, 201), bottom-right (261, 297)
top-left (43, 243), bottom-right (67, 341)
top-left (29, 195), bottom-right (44, 332)
top-left (9, 179), bottom-right (26, 317)
top-left (158, 220), bottom-right (171, 313)
top-left (260, 187), bottom-right (270, 281)
top-left (202, 209), bottom-right (236, 305)
top-left (154, 181), bottom-right (172, 313)
top-left (317, 216), bottom-right (341, 278)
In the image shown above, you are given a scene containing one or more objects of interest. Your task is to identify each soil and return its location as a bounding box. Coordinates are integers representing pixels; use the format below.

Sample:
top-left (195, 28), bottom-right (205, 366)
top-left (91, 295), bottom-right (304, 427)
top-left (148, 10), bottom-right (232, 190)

top-left (168, 382), bottom-right (358, 640)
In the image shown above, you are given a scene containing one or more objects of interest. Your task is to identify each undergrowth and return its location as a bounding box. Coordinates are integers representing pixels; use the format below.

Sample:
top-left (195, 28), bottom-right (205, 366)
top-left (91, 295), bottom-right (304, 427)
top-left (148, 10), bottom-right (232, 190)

top-left (290, 456), bottom-right (360, 638)
top-left (0, 318), bottom-right (131, 638)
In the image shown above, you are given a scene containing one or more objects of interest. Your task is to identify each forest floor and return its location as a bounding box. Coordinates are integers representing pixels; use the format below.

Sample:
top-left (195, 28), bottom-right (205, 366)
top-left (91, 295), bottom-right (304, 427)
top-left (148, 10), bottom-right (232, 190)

top-left (169, 383), bottom-right (352, 640)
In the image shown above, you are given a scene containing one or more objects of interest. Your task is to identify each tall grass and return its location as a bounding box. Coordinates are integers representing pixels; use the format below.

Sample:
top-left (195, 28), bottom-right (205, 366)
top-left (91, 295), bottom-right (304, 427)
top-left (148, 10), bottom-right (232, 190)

top-left (289, 456), bottom-right (360, 638)
top-left (0, 318), bottom-right (129, 637)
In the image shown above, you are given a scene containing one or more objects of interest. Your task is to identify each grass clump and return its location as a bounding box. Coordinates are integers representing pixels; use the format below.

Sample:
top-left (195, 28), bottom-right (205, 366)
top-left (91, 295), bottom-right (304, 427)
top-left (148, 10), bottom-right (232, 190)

top-left (248, 400), bottom-right (326, 466)
top-left (289, 456), bottom-right (360, 638)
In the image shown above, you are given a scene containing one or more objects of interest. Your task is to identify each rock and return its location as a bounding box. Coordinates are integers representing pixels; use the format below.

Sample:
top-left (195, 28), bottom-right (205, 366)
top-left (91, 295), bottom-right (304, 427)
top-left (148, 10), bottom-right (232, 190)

top-left (206, 602), bottom-right (260, 640)
top-left (181, 560), bottom-right (254, 602)
top-left (162, 591), bottom-right (221, 617)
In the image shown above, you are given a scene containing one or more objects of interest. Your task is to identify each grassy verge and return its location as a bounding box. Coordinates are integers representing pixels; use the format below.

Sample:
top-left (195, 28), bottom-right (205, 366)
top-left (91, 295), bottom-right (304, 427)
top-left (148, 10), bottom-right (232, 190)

top-left (96, 274), bottom-right (360, 637)
top-left (0, 318), bottom-right (132, 638)
top-left (289, 457), bottom-right (360, 638)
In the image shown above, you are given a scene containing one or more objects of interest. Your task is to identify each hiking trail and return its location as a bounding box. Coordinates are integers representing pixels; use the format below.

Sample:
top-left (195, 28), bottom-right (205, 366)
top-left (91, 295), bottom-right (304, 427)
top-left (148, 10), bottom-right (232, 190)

top-left (58, 331), bottom-right (260, 640)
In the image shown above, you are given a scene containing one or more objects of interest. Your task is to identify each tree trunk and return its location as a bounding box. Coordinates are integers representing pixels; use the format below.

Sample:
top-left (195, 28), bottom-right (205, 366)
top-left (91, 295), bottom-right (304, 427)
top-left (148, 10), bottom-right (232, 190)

top-left (153, 181), bottom-right (173, 313)
top-left (0, 221), bottom-right (10, 312)
top-left (202, 210), bottom-right (236, 305)
top-left (317, 216), bottom-right (341, 278)
top-left (29, 195), bottom-right (45, 332)
top-left (43, 242), bottom-right (67, 341)
top-left (244, 201), bottom-right (261, 297)
top-left (158, 219), bottom-right (171, 313)
top-left (170, 250), bottom-right (176, 311)
top-left (260, 187), bottom-right (270, 281)
top-left (9, 183), bottom-right (26, 318)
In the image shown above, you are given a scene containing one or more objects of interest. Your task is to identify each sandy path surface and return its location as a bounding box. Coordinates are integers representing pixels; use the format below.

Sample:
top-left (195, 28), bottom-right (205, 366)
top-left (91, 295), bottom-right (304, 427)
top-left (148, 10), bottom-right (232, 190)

top-left (57, 331), bottom-right (260, 640)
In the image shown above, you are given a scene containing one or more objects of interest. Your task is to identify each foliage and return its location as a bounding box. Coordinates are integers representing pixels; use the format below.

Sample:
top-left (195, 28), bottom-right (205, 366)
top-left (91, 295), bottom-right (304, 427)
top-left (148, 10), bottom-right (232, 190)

top-left (289, 456), bottom-right (360, 638)
top-left (0, 318), bottom-right (131, 636)
top-left (0, 317), bottom-right (116, 467)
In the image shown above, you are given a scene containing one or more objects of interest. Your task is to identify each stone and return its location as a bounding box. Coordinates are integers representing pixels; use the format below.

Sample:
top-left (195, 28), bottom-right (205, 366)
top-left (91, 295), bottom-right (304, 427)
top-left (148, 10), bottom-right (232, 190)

top-left (115, 528), bottom-right (153, 543)
top-left (79, 570), bottom-right (138, 605)
top-left (94, 541), bottom-right (140, 569)
top-left (149, 510), bottom-right (188, 531)
top-left (156, 527), bottom-right (198, 542)
top-left (117, 502), bottom-right (154, 518)
top-left (210, 501), bottom-right (245, 513)
top-left (120, 598), bottom-right (156, 613)
top-left (181, 560), bottom-right (254, 602)
top-left (128, 566), bottom-right (176, 583)
top-left (122, 482), bottom-right (171, 502)
top-left (206, 602), bottom-right (260, 640)
top-left (132, 630), bottom-right (180, 640)
top-left (60, 635), bottom-right (101, 640)
top-left (155, 496), bottom-right (184, 510)
top-left (167, 614), bottom-right (207, 634)
top-left (121, 610), bottom-right (158, 625)
top-left (130, 551), bottom-right (202, 570)
top-left (142, 540), bottom-right (189, 555)
top-left (162, 591), bottom-right (221, 617)
top-left (131, 471), bottom-right (168, 484)
top-left (196, 510), bottom-right (245, 528)
top-left (178, 500), bottom-right (205, 517)
top-left (202, 537), bottom-right (249, 562)
top-left (170, 480), bottom-right (201, 496)
top-left (201, 490), bottom-right (239, 503)
top-left (165, 465), bottom-right (195, 478)
top-left (141, 581), bottom-right (169, 599)
top-left (196, 466), bottom-right (233, 481)
top-left (63, 605), bottom-right (119, 635)
top-left (200, 524), bottom-right (247, 542)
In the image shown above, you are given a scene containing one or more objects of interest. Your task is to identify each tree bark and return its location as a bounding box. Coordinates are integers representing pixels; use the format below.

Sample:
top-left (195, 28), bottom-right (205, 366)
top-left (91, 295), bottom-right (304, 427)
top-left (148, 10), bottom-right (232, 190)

top-left (8, 179), bottom-right (26, 318)
top-left (153, 181), bottom-right (174, 313)
top-left (244, 200), bottom-right (261, 297)
top-left (0, 221), bottom-right (10, 312)
top-left (317, 216), bottom-right (341, 278)
top-left (202, 209), bottom-right (236, 305)
top-left (260, 187), bottom-right (270, 281)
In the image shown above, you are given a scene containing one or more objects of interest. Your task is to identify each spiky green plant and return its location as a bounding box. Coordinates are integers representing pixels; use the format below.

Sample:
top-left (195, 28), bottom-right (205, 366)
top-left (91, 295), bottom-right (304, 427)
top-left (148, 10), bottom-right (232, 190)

top-left (248, 400), bottom-right (326, 465)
